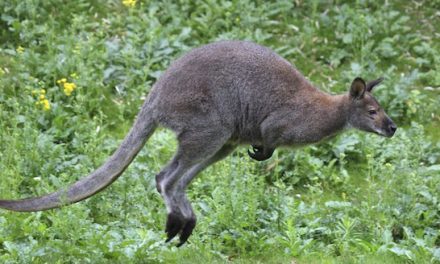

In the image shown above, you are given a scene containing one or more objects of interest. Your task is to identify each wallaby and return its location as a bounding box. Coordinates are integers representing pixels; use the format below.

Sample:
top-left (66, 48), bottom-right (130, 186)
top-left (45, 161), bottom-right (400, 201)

top-left (0, 40), bottom-right (397, 246)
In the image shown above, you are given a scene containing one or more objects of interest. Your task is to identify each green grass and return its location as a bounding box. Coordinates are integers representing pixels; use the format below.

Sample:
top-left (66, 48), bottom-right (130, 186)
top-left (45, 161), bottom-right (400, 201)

top-left (1, 0), bottom-right (439, 263)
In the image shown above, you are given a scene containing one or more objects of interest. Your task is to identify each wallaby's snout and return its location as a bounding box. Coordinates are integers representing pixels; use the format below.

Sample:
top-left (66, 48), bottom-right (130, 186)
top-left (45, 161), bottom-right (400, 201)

top-left (384, 117), bottom-right (397, 137)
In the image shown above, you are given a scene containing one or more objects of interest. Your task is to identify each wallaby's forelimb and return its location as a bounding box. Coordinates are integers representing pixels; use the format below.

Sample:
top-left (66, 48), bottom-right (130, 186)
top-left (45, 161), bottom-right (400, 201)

top-left (248, 145), bottom-right (275, 161)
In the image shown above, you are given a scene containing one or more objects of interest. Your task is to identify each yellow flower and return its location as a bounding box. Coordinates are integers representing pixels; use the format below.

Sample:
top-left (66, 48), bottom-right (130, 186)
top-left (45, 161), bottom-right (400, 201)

top-left (16, 46), bottom-right (25, 54)
top-left (70, 72), bottom-right (78, 79)
top-left (57, 77), bottom-right (77, 96)
top-left (42, 99), bottom-right (51, 111)
top-left (34, 88), bottom-right (51, 111)
top-left (63, 82), bottom-right (77, 96)
top-left (57, 78), bottom-right (67, 84)
top-left (122, 0), bottom-right (136, 7)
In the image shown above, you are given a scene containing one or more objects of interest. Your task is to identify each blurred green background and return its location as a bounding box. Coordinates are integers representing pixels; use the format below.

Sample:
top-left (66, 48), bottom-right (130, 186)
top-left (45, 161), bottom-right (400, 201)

top-left (0, 0), bottom-right (439, 263)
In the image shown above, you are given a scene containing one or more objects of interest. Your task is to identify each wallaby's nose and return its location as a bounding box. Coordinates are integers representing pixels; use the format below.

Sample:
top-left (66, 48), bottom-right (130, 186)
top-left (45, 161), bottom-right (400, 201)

top-left (388, 123), bottom-right (397, 137)
top-left (390, 124), bottom-right (397, 132)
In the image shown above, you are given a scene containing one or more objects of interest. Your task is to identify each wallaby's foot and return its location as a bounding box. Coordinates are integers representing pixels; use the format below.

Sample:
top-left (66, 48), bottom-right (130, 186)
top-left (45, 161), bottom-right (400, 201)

top-left (165, 211), bottom-right (185, 242)
top-left (165, 211), bottom-right (196, 246)
top-left (177, 217), bottom-right (196, 247)
top-left (248, 145), bottom-right (274, 161)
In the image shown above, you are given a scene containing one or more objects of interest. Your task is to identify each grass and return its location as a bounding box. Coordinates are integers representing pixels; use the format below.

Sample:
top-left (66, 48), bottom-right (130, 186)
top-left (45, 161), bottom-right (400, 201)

top-left (0, 0), bottom-right (439, 263)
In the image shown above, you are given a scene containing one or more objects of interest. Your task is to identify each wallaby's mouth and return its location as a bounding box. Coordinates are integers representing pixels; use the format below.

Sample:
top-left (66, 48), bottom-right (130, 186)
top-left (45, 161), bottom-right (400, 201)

top-left (385, 130), bottom-right (396, 138)
top-left (381, 123), bottom-right (397, 138)
top-left (374, 126), bottom-right (397, 138)
top-left (386, 121), bottom-right (397, 137)
top-left (388, 129), bottom-right (397, 137)
top-left (377, 118), bottom-right (397, 138)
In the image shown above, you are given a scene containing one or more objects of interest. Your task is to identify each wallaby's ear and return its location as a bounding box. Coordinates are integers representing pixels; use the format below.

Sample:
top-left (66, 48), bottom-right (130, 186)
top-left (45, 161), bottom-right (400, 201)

top-left (366, 77), bottom-right (384, 92)
top-left (350, 77), bottom-right (366, 99)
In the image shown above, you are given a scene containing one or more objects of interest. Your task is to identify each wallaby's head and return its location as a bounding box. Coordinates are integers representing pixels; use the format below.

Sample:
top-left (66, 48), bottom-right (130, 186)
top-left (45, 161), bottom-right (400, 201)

top-left (347, 77), bottom-right (397, 137)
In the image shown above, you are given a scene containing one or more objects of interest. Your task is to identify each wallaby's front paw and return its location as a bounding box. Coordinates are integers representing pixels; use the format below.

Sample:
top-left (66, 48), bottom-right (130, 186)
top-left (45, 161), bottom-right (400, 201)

top-left (248, 145), bottom-right (274, 161)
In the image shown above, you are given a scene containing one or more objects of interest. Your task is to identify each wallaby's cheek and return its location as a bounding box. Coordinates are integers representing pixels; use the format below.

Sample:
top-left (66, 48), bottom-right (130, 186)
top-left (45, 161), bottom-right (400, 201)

top-left (377, 118), bottom-right (385, 131)
top-left (381, 116), bottom-right (392, 132)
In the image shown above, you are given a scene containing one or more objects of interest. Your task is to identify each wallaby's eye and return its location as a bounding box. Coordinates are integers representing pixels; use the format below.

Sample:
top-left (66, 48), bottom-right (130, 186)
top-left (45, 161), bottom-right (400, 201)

top-left (368, 110), bottom-right (377, 115)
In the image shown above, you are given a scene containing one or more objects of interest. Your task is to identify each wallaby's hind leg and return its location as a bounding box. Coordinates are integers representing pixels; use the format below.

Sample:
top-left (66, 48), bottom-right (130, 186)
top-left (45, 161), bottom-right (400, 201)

top-left (155, 129), bottom-right (232, 245)
top-left (172, 144), bottom-right (236, 246)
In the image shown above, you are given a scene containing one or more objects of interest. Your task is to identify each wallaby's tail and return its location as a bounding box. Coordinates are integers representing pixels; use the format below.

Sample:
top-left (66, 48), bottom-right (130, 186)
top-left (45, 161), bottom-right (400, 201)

top-left (0, 105), bottom-right (157, 212)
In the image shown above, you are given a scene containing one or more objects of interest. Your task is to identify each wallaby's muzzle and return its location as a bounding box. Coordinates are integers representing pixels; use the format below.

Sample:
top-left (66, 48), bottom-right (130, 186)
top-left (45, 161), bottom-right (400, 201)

top-left (384, 118), bottom-right (397, 137)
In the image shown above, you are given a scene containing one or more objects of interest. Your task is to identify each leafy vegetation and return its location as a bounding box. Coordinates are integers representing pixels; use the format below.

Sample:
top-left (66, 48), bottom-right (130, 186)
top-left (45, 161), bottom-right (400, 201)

top-left (0, 0), bottom-right (439, 263)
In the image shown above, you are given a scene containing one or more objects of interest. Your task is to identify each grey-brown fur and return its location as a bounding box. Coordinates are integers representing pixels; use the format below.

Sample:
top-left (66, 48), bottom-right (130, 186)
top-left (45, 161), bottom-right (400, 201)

top-left (0, 41), bottom-right (396, 246)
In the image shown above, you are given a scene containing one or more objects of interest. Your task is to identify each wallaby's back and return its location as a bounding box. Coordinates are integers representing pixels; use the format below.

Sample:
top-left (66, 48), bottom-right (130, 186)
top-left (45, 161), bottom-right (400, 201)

top-left (148, 40), bottom-right (315, 141)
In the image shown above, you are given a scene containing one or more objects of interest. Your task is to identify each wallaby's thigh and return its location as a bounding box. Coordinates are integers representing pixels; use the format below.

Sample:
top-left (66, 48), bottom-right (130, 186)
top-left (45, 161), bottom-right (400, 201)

top-left (157, 126), bottom-right (231, 192)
